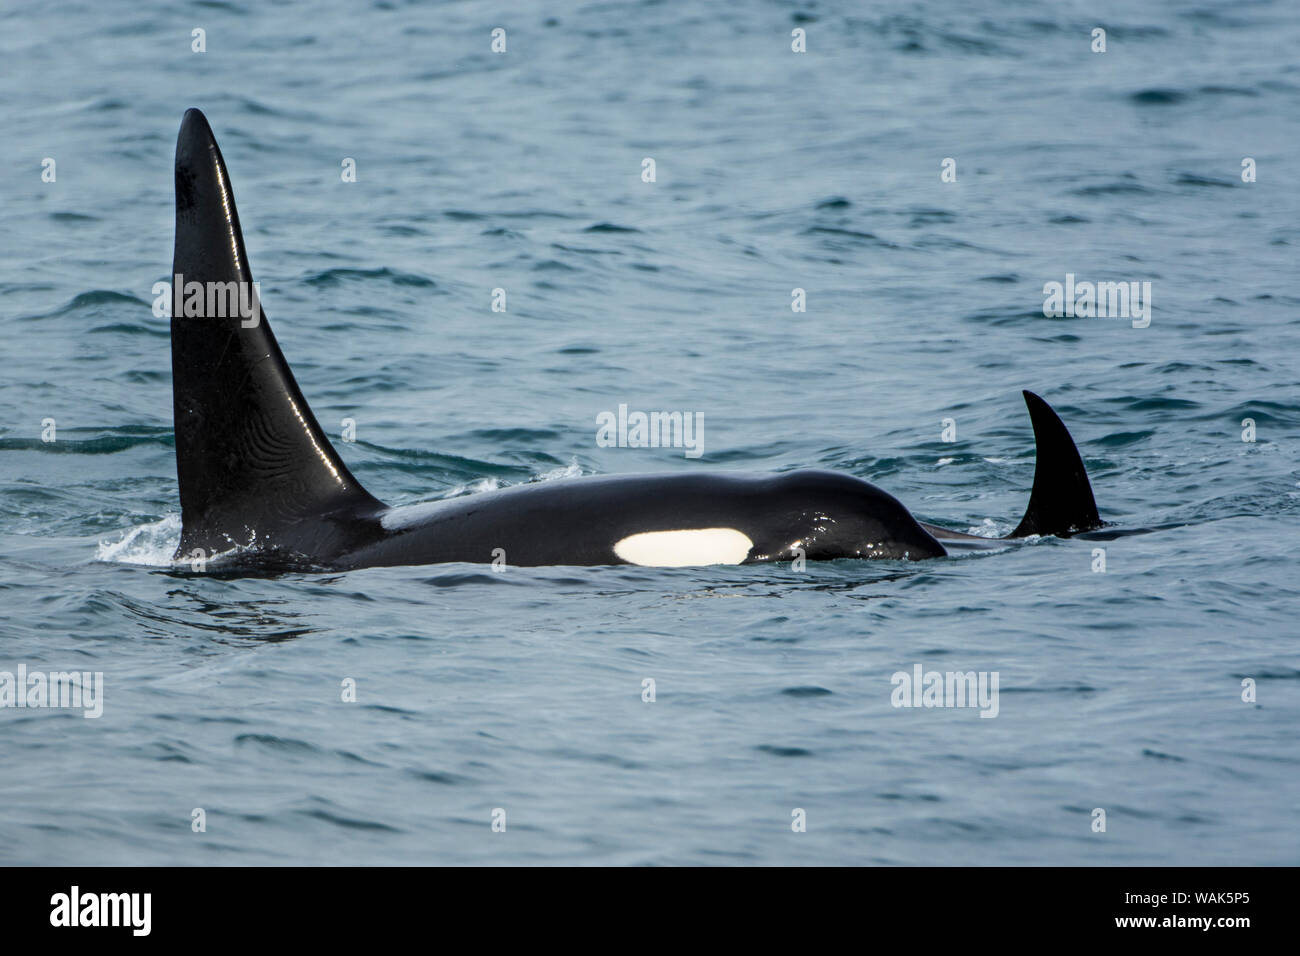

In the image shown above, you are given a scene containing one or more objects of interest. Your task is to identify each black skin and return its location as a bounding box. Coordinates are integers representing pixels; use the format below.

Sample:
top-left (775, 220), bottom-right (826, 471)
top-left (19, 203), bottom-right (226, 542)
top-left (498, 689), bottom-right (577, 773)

top-left (335, 470), bottom-right (948, 569)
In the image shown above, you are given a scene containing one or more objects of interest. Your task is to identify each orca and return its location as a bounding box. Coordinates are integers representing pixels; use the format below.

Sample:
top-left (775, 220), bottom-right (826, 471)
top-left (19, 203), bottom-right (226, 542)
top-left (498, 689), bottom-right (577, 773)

top-left (166, 108), bottom-right (1101, 571)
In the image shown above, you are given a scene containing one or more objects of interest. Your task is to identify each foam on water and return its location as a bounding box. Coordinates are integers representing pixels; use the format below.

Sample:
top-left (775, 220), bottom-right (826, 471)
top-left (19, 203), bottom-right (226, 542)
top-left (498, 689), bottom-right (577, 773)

top-left (382, 462), bottom-right (583, 530)
top-left (95, 514), bottom-right (181, 566)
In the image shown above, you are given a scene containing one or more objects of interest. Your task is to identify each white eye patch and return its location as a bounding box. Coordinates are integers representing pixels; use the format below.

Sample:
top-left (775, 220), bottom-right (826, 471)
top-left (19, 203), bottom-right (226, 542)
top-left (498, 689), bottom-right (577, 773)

top-left (613, 528), bottom-right (753, 567)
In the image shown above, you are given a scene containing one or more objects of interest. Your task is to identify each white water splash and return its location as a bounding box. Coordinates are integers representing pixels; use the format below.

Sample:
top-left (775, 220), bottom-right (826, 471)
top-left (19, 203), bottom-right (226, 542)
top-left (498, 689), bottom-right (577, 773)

top-left (95, 514), bottom-right (257, 568)
top-left (535, 460), bottom-right (583, 482)
top-left (96, 514), bottom-right (182, 566)
top-left (440, 477), bottom-right (499, 498)
top-left (966, 517), bottom-right (1013, 538)
top-left (382, 461), bottom-right (585, 531)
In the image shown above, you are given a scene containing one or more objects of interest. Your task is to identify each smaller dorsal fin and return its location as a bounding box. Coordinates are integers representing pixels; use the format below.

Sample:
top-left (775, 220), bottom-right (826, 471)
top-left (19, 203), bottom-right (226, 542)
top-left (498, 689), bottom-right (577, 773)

top-left (1010, 390), bottom-right (1101, 537)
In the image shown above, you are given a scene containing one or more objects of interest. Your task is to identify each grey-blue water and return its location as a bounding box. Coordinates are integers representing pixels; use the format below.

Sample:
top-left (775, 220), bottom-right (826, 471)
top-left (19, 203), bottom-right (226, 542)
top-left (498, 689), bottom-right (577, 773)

top-left (1, 0), bottom-right (1297, 866)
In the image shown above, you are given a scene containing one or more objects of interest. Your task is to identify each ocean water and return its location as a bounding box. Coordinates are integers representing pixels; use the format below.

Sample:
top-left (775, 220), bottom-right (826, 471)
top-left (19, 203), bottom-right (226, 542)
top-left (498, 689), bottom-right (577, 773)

top-left (1, 0), bottom-right (1298, 865)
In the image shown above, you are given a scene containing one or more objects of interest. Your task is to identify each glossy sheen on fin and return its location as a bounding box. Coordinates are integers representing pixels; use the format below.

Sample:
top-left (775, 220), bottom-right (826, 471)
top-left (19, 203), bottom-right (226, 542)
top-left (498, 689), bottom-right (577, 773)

top-left (170, 109), bottom-right (383, 562)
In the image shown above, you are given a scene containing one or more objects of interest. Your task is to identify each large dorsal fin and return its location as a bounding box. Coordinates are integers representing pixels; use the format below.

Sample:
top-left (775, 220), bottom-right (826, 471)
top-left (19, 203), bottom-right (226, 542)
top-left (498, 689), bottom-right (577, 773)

top-left (170, 108), bottom-right (383, 563)
top-left (1010, 390), bottom-right (1101, 537)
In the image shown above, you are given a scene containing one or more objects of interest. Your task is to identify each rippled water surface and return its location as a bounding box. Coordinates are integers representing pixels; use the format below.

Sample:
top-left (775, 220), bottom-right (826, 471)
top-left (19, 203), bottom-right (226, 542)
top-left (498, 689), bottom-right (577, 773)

top-left (1, 0), bottom-right (1298, 865)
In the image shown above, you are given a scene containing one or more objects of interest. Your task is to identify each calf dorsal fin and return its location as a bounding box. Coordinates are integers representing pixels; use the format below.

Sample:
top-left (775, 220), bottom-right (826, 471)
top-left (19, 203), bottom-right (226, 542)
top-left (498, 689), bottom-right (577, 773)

top-left (1010, 390), bottom-right (1101, 537)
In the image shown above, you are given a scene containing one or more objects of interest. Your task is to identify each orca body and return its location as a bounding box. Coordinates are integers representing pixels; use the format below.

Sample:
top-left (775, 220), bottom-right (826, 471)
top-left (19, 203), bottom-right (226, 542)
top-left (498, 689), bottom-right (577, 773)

top-left (166, 109), bottom-right (1102, 572)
